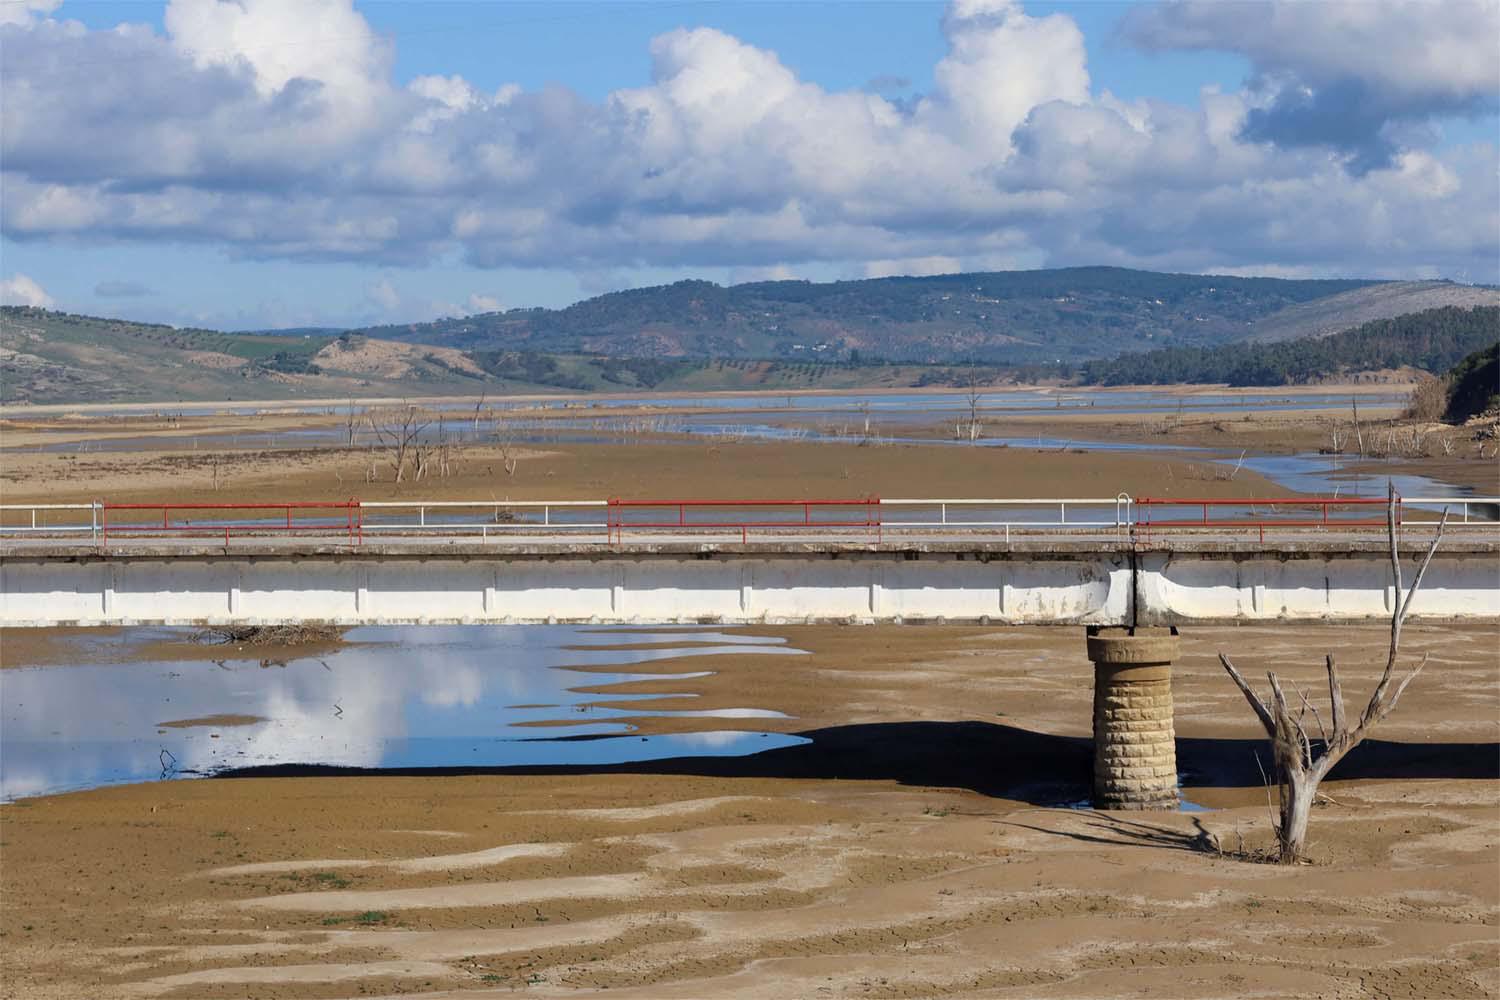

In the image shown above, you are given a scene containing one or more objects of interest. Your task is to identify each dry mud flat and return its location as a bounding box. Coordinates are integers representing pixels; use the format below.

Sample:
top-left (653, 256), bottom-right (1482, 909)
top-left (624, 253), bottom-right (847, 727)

top-left (1, 623), bottom-right (1497, 999)
top-left (0, 437), bottom-right (1293, 510)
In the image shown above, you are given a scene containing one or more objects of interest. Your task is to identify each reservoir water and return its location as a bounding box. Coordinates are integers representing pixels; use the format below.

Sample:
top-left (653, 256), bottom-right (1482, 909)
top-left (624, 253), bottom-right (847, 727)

top-left (0, 626), bottom-right (810, 801)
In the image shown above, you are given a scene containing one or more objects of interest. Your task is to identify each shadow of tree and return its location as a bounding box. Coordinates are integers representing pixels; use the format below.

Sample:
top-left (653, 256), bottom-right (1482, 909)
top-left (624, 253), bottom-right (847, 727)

top-left (220, 720), bottom-right (1498, 807)
top-left (999, 813), bottom-right (1225, 856)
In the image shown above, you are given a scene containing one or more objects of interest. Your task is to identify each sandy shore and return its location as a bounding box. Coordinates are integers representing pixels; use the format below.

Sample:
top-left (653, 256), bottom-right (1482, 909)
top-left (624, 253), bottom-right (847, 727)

top-left (0, 437), bottom-right (1295, 511)
top-left (1, 622), bottom-right (1497, 999)
top-left (5, 378), bottom-right (1491, 503)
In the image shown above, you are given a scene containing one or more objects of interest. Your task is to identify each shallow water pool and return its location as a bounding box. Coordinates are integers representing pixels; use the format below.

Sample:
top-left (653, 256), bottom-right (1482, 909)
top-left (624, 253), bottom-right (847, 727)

top-left (0, 625), bottom-right (810, 800)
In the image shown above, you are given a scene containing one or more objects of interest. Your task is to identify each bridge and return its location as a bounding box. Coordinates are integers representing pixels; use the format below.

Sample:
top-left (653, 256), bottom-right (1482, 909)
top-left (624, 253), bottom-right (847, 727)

top-left (3, 493), bottom-right (1496, 810)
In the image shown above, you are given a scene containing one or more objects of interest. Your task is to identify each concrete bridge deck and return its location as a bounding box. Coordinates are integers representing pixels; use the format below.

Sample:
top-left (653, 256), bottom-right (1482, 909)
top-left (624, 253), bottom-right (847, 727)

top-left (3, 494), bottom-right (1496, 627)
top-left (4, 532), bottom-right (1495, 628)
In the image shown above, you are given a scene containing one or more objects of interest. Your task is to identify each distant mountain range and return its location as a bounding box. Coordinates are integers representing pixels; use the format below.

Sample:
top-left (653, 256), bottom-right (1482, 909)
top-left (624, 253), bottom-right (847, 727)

top-left (3, 267), bottom-right (1497, 405)
top-left (360, 266), bottom-right (1395, 364)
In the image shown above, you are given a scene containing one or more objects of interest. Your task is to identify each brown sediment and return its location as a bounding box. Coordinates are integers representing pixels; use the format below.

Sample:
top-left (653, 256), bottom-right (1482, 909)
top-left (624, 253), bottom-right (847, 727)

top-left (0, 436), bottom-right (1296, 510)
top-left (156, 714), bottom-right (269, 729)
top-left (1, 621), bottom-right (1496, 999)
top-left (0, 626), bottom-right (130, 669)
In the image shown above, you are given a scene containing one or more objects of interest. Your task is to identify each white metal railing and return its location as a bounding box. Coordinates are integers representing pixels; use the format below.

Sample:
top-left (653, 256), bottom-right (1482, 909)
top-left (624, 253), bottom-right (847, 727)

top-left (0, 495), bottom-right (1495, 546)
top-left (0, 502), bottom-right (101, 539)
top-left (1397, 497), bottom-right (1492, 524)
top-left (879, 496), bottom-right (1134, 543)
top-left (357, 500), bottom-right (609, 541)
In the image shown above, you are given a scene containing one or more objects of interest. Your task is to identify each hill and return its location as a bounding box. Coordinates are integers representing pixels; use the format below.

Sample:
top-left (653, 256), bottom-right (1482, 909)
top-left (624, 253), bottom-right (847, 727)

top-left (1443, 343), bottom-right (1500, 423)
top-left (1246, 281), bottom-right (1500, 343)
top-left (1078, 306), bottom-right (1500, 387)
top-left (5, 269), bottom-right (1494, 405)
top-left (358, 267), bottom-right (1384, 364)
top-left (0, 307), bottom-right (1003, 404)
top-left (0, 309), bottom-right (502, 405)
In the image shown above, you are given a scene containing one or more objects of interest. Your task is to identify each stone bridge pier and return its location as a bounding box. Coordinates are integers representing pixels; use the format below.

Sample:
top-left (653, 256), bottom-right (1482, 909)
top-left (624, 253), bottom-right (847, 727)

top-left (1087, 626), bottom-right (1181, 810)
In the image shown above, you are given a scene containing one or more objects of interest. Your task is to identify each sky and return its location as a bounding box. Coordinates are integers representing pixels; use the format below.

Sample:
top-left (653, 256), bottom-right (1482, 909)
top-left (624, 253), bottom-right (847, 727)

top-left (1, 0), bottom-right (1497, 331)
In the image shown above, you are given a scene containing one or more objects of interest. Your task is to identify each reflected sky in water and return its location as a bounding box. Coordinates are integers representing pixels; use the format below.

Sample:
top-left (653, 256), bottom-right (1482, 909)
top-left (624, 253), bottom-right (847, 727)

top-left (0, 626), bottom-right (809, 801)
top-left (14, 387), bottom-right (1409, 454)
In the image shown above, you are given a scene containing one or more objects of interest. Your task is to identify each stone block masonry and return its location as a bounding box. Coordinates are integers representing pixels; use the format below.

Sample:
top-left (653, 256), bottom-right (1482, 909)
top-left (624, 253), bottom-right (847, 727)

top-left (1089, 626), bottom-right (1180, 810)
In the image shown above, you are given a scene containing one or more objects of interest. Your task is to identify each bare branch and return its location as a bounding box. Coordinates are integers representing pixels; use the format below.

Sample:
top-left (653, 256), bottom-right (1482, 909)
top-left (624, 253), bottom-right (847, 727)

top-left (1291, 678), bottom-right (1328, 745)
top-left (1325, 654), bottom-right (1346, 739)
top-left (1218, 653), bottom-right (1275, 736)
top-left (1387, 484), bottom-right (1402, 602)
top-left (1268, 673), bottom-right (1312, 770)
top-left (1363, 502), bottom-right (1446, 733)
top-left (1397, 508), bottom-right (1450, 626)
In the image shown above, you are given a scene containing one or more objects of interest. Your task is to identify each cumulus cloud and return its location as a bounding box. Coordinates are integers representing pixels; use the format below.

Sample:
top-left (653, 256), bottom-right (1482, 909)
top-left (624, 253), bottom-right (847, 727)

top-left (164, 0), bottom-right (390, 107)
top-left (0, 0), bottom-right (1495, 286)
top-left (1122, 0), bottom-right (1500, 171)
top-left (365, 277), bottom-right (400, 312)
top-left (466, 293), bottom-right (503, 314)
top-left (0, 0), bottom-right (59, 27)
top-left (0, 273), bottom-right (54, 307)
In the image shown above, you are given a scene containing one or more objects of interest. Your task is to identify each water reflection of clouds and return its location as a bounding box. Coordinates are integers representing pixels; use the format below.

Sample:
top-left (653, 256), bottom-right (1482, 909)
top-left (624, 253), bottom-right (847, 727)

top-left (1, 625), bottom-right (807, 800)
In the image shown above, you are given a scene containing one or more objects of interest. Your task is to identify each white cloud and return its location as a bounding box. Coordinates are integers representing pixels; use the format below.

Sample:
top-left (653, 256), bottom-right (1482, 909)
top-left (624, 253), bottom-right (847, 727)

top-left (366, 277), bottom-right (400, 312)
top-left (1122, 0), bottom-right (1500, 169)
top-left (465, 293), bottom-right (503, 314)
top-left (0, 273), bottom-right (55, 307)
top-left (1125, 0), bottom-right (1499, 104)
top-left (922, 0), bottom-right (1090, 157)
top-left (0, 0), bottom-right (59, 28)
top-left (164, 0), bottom-right (390, 107)
top-left (0, 0), bottom-right (1495, 286)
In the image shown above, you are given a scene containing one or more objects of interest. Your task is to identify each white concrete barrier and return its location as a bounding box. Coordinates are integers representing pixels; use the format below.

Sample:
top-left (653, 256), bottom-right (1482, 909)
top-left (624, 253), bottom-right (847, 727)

top-left (2, 539), bottom-right (1495, 627)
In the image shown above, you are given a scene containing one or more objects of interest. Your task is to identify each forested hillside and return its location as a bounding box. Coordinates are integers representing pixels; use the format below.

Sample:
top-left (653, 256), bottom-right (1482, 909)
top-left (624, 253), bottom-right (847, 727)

top-left (1078, 307), bottom-right (1499, 387)
top-left (1444, 343), bottom-right (1499, 422)
top-left (0, 306), bottom-right (1010, 403)
top-left (361, 267), bottom-right (1382, 364)
top-left (5, 273), bottom-right (1494, 404)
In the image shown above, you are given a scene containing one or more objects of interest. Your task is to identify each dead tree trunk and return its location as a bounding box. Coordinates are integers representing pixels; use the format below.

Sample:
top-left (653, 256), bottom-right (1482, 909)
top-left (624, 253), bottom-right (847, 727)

top-left (368, 403), bottom-right (430, 485)
top-left (493, 407), bottom-right (519, 476)
top-left (964, 366), bottom-right (984, 443)
top-left (1218, 484), bottom-right (1446, 862)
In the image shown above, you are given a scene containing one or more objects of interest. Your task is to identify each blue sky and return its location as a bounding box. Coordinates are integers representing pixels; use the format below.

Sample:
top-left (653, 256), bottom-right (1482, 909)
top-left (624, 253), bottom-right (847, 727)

top-left (2, 0), bottom-right (1497, 330)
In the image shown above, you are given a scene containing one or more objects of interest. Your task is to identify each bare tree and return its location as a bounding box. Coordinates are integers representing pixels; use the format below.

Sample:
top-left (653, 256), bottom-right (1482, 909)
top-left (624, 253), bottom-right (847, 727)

top-left (1351, 396), bottom-right (1365, 458)
top-left (1218, 485), bottom-right (1447, 863)
top-left (367, 403), bottom-right (430, 484)
top-left (344, 398), bottom-right (359, 447)
top-left (964, 370), bottom-right (984, 444)
top-left (493, 406), bottom-right (519, 476)
top-left (472, 392), bottom-right (488, 434)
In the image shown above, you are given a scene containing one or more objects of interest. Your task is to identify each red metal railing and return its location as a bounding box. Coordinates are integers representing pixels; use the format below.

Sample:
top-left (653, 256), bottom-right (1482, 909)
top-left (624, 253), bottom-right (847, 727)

top-left (1135, 496), bottom-right (1393, 543)
top-left (101, 500), bottom-right (361, 546)
top-left (10, 493), bottom-right (1476, 549)
top-left (605, 497), bottom-right (882, 544)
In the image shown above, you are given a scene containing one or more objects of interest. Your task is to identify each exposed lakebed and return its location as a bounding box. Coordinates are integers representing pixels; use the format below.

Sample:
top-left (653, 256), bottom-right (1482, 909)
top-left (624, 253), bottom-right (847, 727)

top-left (0, 625), bottom-right (810, 800)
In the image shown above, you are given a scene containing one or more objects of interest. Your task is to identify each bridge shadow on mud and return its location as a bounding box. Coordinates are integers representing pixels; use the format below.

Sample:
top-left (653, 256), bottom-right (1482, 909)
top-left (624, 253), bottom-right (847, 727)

top-left (221, 721), bottom-right (1499, 806)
